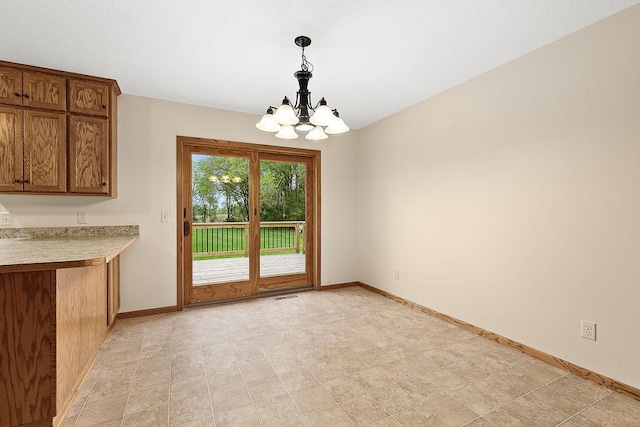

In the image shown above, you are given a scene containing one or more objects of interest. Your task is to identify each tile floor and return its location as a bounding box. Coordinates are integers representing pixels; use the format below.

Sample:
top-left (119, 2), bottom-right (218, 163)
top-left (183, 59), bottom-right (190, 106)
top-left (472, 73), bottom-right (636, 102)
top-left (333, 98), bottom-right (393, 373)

top-left (60, 287), bottom-right (640, 426)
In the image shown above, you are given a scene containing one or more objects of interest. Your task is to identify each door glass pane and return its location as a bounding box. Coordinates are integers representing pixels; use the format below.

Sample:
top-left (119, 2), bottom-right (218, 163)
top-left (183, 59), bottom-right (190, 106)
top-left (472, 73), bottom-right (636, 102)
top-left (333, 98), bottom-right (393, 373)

top-left (259, 160), bottom-right (306, 278)
top-left (192, 154), bottom-right (249, 285)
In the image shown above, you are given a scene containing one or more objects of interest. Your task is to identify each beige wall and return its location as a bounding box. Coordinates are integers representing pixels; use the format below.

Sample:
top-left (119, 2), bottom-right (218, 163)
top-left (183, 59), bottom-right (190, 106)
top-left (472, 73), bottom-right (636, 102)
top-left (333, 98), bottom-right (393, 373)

top-left (0, 96), bottom-right (360, 311)
top-left (357, 5), bottom-right (640, 388)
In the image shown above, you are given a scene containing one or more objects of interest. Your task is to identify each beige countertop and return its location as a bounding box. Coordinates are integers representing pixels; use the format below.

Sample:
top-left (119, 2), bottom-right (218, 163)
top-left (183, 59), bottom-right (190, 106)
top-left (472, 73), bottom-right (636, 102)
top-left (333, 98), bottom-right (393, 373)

top-left (0, 226), bottom-right (139, 273)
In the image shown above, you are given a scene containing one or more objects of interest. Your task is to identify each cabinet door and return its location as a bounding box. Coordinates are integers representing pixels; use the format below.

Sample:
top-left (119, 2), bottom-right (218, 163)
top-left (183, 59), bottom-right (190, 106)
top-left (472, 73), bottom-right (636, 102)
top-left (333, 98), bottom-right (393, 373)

top-left (0, 106), bottom-right (23, 191)
top-left (107, 256), bottom-right (120, 326)
top-left (23, 72), bottom-right (67, 111)
top-left (23, 111), bottom-right (67, 193)
top-left (0, 66), bottom-right (23, 106)
top-left (69, 115), bottom-right (109, 194)
top-left (69, 80), bottom-right (109, 117)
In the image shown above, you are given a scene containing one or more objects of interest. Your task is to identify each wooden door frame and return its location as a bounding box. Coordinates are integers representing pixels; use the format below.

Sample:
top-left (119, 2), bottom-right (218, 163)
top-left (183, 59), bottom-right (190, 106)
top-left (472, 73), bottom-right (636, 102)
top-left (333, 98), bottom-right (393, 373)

top-left (176, 136), bottom-right (321, 310)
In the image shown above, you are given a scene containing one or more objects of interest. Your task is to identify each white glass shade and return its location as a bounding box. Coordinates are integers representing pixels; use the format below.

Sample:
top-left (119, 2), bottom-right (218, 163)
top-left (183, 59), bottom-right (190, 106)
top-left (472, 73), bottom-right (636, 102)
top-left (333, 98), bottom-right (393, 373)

top-left (273, 103), bottom-right (299, 125)
top-left (305, 126), bottom-right (328, 140)
top-left (324, 116), bottom-right (350, 134)
top-left (295, 122), bottom-right (314, 132)
top-left (310, 104), bottom-right (334, 126)
top-left (256, 112), bottom-right (281, 132)
top-left (275, 125), bottom-right (299, 139)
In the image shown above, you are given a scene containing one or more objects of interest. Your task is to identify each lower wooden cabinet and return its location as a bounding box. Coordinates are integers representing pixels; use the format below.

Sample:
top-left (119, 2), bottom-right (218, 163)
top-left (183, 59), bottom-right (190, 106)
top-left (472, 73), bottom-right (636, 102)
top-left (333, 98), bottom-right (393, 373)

top-left (0, 264), bottom-right (110, 427)
top-left (107, 256), bottom-right (120, 325)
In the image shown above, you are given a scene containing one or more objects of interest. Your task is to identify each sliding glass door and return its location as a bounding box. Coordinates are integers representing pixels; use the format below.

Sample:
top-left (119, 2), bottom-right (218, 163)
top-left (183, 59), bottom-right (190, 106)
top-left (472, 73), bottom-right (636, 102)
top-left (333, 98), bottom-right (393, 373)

top-left (177, 138), bottom-right (319, 305)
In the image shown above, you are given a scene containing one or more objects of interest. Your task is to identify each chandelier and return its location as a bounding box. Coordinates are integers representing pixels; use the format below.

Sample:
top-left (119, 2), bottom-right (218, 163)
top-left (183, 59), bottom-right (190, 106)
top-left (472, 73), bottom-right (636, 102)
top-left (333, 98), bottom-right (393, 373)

top-left (256, 36), bottom-right (349, 140)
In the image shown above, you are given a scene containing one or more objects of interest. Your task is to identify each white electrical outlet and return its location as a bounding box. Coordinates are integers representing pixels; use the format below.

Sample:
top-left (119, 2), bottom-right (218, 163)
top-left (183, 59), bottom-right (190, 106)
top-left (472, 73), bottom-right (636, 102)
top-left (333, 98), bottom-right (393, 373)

top-left (77, 211), bottom-right (88, 224)
top-left (393, 269), bottom-right (400, 280)
top-left (582, 320), bottom-right (596, 341)
top-left (161, 211), bottom-right (169, 223)
top-left (1, 212), bottom-right (11, 225)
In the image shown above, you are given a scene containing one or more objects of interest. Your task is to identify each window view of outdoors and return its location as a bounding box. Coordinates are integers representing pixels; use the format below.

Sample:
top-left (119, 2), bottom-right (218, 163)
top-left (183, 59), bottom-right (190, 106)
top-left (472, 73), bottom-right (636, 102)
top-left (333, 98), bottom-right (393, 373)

top-left (191, 155), bottom-right (306, 285)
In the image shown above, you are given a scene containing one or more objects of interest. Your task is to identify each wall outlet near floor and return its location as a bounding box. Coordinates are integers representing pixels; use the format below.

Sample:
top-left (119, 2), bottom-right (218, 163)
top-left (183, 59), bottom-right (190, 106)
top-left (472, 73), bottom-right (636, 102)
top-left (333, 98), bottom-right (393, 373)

top-left (77, 211), bottom-right (88, 224)
top-left (161, 211), bottom-right (169, 223)
top-left (393, 269), bottom-right (400, 280)
top-left (1, 212), bottom-right (11, 225)
top-left (582, 320), bottom-right (596, 341)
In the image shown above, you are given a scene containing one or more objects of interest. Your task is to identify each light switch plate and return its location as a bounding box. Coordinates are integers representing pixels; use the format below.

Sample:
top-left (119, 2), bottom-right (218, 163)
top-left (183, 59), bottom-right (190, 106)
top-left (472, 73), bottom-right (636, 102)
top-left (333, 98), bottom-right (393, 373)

top-left (161, 211), bottom-right (169, 223)
top-left (77, 211), bottom-right (88, 224)
top-left (1, 212), bottom-right (11, 225)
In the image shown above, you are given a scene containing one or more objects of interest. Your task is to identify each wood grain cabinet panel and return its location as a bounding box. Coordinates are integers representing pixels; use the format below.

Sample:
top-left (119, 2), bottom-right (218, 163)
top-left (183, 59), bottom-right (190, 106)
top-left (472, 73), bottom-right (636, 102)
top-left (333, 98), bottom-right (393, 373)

top-left (69, 115), bottom-right (109, 194)
top-left (23, 72), bottom-right (67, 111)
top-left (69, 80), bottom-right (109, 117)
top-left (23, 110), bottom-right (67, 193)
top-left (0, 271), bottom-right (55, 427)
top-left (0, 66), bottom-right (23, 106)
top-left (0, 106), bottom-right (23, 191)
top-left (0, 68), bottom-right (66, 111)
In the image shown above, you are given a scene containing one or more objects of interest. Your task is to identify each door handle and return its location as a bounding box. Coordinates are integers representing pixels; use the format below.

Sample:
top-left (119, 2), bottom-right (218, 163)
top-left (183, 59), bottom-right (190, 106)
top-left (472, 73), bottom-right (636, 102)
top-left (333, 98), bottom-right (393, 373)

top-left (183, 221), bottom-right (191, 236)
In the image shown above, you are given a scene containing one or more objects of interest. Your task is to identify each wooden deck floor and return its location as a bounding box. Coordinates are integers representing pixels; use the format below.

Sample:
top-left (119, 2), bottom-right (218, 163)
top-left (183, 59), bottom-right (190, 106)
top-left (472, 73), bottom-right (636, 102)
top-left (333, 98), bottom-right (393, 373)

top-left (192, 253), bottom-right (306, 285)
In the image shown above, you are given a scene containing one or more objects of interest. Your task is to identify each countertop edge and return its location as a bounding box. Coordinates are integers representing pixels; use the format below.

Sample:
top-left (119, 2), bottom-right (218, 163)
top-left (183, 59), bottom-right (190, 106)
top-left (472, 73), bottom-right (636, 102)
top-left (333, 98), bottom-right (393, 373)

top-left (0, 235), bottom-right (140, 274)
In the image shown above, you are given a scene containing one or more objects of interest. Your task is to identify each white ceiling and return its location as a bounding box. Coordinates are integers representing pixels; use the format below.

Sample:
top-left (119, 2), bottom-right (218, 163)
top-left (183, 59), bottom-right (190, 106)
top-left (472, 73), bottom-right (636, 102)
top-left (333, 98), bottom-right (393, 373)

top-left (1, 1), bottom-right (639, 129)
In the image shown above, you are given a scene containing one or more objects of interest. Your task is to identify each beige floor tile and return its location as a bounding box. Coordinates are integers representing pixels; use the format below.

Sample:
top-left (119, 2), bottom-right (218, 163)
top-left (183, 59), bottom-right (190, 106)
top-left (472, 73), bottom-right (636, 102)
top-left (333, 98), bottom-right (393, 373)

top-left (526, 376), bottom-right (610, 416)
top-left (246, 375), bottom-right (288, 403)
top-left (463, 418), bottom-right (494, 427)
top-left (396, 376), bottom-right (442, 403)
top-left (508, 394), bottom-right (570, 426)
top-left (254, 393), bottom-right (302, 426)
top-left (370, 384), bottom-right (418, 414)
top-left (174, 416), bottom-right (215, 426)
top-left (132, 368), bottom-right (171, 391)
top-left (340, 394), bottom-right (389, 426)
top-left (290, 384), bottom-right (336, 414)
top-left (76, 394), bottom-right (128, 427)
top-left (279, 367), bottom-right (320, 392)
top-left (210, 383), bottom-right (252, 413)
top-left (58, 288), bottom-right (640, 427)
top-left (449, 382), bottom-right (502, 415)
top-left (570, 393), bottom-right (640, 427)
top-left (170, 375), bottom-right (209, 402)
top-left (125, 384), bottom-right (169, 415)
top-left (322, 375), bottom-right (367, 402)
top-left (169, 394), bottom-right (212, 426)
top-left (369, 417), bottom-right (402, 426)
top-left (240, 359), bottom-right (277, 383)
top-left (393, 404), bottom-right (446, 426)
top-left (306, 360), bottom-right (346, 382)
top-left (305, 406), bottom-right (354, 426)
top-left (351, 366), bottom-right (395, 392)
top-left (423, 394), bottom-right (478, 425)
top-left (483, 405), bottom-right (539, 426)
top-left (215, 404), bottom-right (261, 427)
top-left (122, 402), bottom-right (169, 426)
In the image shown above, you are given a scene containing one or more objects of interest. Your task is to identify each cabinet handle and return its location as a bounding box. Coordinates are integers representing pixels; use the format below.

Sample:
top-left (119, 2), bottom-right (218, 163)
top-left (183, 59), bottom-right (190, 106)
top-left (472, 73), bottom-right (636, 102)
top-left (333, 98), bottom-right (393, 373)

top-left (22, 93), bottom-right (29, 99)
top-left (23, 179), bottom-right (29, 183)
top-left (13, 92), bottom-right (21, 97)
top-left (101, 182), bottom-right (107, 186)
top-left (14, 179), bottom-right (21, 183)
top-left (101, 105), bottom-right (107, 109)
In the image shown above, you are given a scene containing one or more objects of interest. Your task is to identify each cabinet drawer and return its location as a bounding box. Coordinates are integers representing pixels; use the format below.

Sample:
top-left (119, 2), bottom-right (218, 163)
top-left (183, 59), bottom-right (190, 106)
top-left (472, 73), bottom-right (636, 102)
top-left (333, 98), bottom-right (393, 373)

top-left (69, 80), bottom-right (110, 117)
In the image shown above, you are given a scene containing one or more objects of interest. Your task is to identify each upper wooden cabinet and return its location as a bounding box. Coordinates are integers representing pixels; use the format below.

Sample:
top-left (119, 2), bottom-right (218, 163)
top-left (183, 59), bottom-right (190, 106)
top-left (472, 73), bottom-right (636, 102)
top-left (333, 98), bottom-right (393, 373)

top-left (0, 66), bottom-right (67, 111)
top-left (69, 80), bottom-right (109, 117)
top-left (0, 106), bottom-right (23, 192)
top-left (0, 60), bottom-right (119, 196)
top-left (24, 110), bottom-right (67, 192)
top-left (69, 115), bottom-right (109, 194)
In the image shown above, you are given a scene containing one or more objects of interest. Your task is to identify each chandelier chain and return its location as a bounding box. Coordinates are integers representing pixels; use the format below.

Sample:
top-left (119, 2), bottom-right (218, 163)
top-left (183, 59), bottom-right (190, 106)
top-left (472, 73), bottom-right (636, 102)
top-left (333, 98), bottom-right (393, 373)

top-left (300, 46), bottom-right (314, 72)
